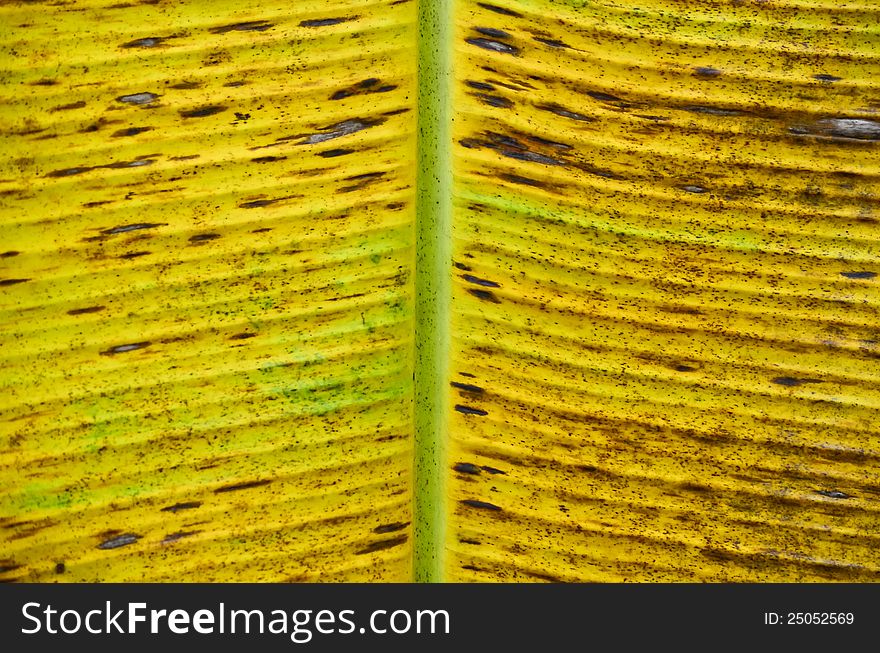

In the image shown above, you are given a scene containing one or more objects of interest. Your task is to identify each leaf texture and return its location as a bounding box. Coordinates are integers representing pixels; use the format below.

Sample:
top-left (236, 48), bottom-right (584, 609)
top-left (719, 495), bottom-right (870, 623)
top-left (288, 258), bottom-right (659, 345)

top-left (3, 0), bottom-right (880, 584)
top-left (0, 0), bottom-right (417, 581)
top-left (446, 0), bottom-right (880, 581)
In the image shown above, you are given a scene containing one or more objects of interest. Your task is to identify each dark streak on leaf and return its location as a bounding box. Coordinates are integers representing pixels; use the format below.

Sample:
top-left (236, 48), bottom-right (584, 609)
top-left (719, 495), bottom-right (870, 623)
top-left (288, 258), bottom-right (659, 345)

top-left (451, 382), bottom-right (484, 394)
top-left (189, 233), bottom-right (221, 242)
top-left (468, 288), bottom-right (502, 303)
top-left (466, 38), bottom-right (519, 55)
top-left (816, 490), bottom-right (851, 499)
top-left (97, 533), bottom-right (140, 550)
top-left (481, 466), bottom-right (505, 475)
top-left (179, 105), bottom-right (227, 118)
top-left (477, 94), bottom-right (513, 109)
top-left (230, 332), bottom-right (256, 340)
top-left (346, 172), bottom-right (386, 182)
top-left (68, 306), bottom-right (105, 315)
top-left (317, 149), bottom-right (353, 158)
top-left (771, 376), bottom-right (823, 387)
top-left (46, 167), bottom-right (93, 177)
top-left (461, 499), bottom-right (502, 511)
top-left (299, 18), bottom-right (349, 27)
top-left (356, 534), bottom-right (407, 555)
top-left (331, 78), bottom-right (396, 101)
top-left (684, 105), bottom-right (743, 117)
top-left (51, 100), bottom-right (86, 112)
top-left (462, 274), bottom-right (500, 288)
top-left (239, 198), bottom-right (280, 209)
top-left (100, 341), bottom-right (151, 355)
top-left (111, 127), bottom-right (152, 137)
top-left (841, 271), bottom-right (876, 280)
top-left (162, 531), bottom-right (199, 544)
top-left (466, 80), bottom-right (494, 91)
top-left (501, 173), bottom-right (547, 187)
top-left (104, 158), bottom-right (156, 170)
top-left (533, 36), bottom-right (569, 48)
top-left (527, 134), bottom-right (571, 150)
top-left (214, 479), bottom-right (271, 493)
top-left (693, 66), bottom-right (722, 78)
top-left (455, 404), bottom-right (488, 416)
top-left (681, 185), bottom-right (708, 194)
top-left (475, 27), bottom-right (511, 39)
top-left (500, 149), bottom-right (562, 165)
top-left (209, 21), bottom-right (273, 34)
top-left (252, 156), bottom-right (287, 163)
top-left (373, 521), bottom-right (409, 534)
top-left (161, 501), bottom-right (202, 513)
top-left (454, 462), bottom-right (481, 475)
top-left (102, 223), bottom-right (165, 235)
top-left (477, 3), bottom-right (522, 17)
top-left (0, 278), bottom-right (29, 286)
top-left (299, 118), bottom-right (383, 145)
top-left (121, 36), bottom-right (167, 48)
top-left (587, 90), bottom-right (628, 104)
top-left (116, 92), bottom-right (160, 105)
top-left (536, 103), bottom-right (593, 122)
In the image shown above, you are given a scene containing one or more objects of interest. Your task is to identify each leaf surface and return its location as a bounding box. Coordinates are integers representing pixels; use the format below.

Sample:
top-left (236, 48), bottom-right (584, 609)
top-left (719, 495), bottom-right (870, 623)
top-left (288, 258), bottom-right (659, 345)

top-left (0, 0), bottom-right (416, 581)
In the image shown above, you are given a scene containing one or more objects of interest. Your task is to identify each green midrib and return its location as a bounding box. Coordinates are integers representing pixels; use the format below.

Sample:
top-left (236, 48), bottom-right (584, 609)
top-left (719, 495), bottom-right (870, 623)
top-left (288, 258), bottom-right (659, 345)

top-left (413, 0), bottom-right (453, 583)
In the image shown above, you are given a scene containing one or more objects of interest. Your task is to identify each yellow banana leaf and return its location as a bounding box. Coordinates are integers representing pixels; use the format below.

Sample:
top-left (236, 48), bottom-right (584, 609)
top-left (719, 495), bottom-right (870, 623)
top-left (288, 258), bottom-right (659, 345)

top-left (0, 0), bottom-right (417, 582)
top-left (445, 0), bottom-right (880, 582)
top-left (1, 0), bottom-right (878, 583)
